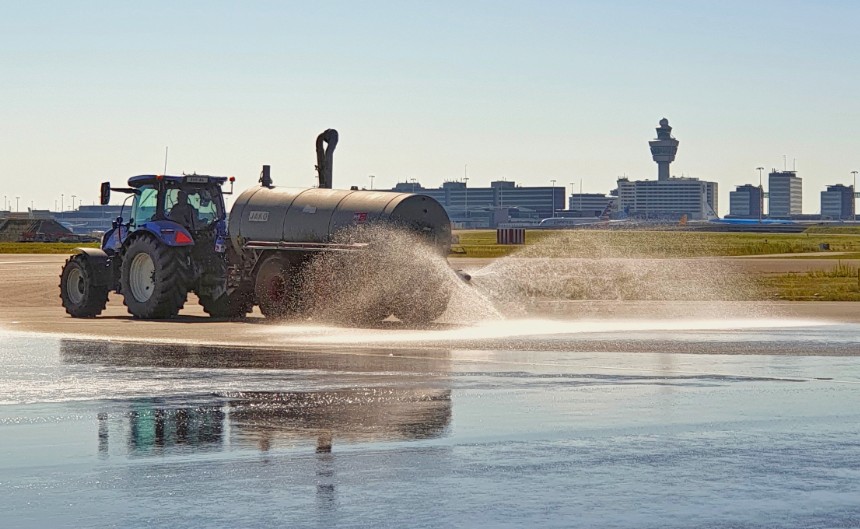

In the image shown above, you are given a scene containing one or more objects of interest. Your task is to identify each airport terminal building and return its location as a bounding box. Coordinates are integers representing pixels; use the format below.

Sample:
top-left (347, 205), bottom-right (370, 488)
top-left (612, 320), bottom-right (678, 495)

top-left (390, 180), bottom-right (565, 227)
top-left (613, 177), bottom-right (718, 220)
top-left (609, 119), bottom-right (718, 220)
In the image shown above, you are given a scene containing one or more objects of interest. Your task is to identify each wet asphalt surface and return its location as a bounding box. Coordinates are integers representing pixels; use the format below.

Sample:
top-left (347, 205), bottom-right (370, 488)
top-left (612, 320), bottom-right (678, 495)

top-left (1, 320), bottom-right (859, 529)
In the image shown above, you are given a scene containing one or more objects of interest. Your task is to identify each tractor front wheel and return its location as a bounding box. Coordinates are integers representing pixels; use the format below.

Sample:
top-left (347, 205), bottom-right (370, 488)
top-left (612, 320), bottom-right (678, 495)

top-left (120, 236), bottom-right (189, 319)
top-left (59, 254), bottom-right (109, 318)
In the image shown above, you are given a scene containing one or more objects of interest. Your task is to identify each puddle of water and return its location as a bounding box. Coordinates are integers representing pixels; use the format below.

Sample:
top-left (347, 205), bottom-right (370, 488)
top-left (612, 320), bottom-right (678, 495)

top-left (258, 317), bottom-right (832, 346)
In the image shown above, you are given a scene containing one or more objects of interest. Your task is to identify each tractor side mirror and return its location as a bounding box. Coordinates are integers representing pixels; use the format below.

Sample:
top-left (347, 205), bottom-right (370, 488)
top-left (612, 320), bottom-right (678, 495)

top-left (100, 182), bottom-right (111, 205)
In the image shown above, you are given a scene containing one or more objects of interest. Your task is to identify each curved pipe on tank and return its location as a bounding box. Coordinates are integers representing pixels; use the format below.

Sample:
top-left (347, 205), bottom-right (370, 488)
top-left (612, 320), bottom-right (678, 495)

top-left (315, 129), bottom-right (338, 189)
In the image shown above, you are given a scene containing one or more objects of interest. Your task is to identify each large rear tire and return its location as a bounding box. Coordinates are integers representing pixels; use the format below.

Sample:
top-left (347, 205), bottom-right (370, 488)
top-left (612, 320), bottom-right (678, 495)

top-left (59, 254), bottom-right (109, 318)
top-left (120, 235), bottom-right (189, 319)
top-left (254, 256), bottom-right (300, 319)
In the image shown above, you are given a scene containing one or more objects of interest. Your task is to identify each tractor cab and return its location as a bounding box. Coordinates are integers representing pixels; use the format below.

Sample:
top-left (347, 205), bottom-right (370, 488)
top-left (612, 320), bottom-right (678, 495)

top-left (100, 174), bottom-right (234, 253)
top-left (127, 174), bottom-right (229, 232)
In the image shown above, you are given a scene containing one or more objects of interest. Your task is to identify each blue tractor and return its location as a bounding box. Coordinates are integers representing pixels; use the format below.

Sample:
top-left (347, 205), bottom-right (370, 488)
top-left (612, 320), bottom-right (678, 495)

top-left (59, 174), bottom-right (243, 319)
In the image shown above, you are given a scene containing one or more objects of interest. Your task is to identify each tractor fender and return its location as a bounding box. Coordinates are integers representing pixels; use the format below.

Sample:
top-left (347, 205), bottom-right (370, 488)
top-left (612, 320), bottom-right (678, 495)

top-left (135, 221), bottom-right (196, 247)
top-left (74, 247), bottom-right (113, 287)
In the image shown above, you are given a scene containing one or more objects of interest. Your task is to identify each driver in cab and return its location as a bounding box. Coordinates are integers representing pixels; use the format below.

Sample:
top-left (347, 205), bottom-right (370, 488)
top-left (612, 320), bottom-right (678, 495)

top-left (167, 190), bottom-right (197, 228)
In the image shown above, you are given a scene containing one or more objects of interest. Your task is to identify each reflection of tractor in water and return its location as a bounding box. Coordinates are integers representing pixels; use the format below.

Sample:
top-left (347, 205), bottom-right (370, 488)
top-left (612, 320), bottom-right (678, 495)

top-left (59, 339), bottom-right (452, 454)
top-left (60, 129), bottom-right (466, 324)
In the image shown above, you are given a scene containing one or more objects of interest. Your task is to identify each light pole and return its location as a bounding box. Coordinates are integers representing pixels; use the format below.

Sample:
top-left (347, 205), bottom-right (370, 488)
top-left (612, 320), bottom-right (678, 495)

top-left (852, 170), bottom-right (858, 221)
top-left (71, 194), bottom-right (77, 211)
top-left (61, 194), bottom-right (64, 214)
top-left (368, 175), bottom-right (375, 190)
top-left (463, 164), bottom-right (469, 219)
top-left (410, 178), bottom-right (417, 193)
top-left (756, 166), bottom-right (765, 222)
top-left (463, 176), bottom-right (469, 218)
top-left (16, 196), bottom-right (20, 213)
top-left (569, 182), bottom-right (575, 213)
top-left (550, 179), bottom-right (557, 217)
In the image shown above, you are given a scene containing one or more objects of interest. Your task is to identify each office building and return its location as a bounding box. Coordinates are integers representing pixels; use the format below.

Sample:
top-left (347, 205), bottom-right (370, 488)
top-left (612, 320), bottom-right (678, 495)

top-left (390, 180), bottom-right (565, 222)
top-left (820, 184), bottom-right (854, 220)
top-left (569, 194), bottom-right (613, 217)
top-left (768, 170), bottom-right (802, 217)
top-left (729, 184), bottom-right (764, 218)
top-left (54, 205), bottom-right (124, 234)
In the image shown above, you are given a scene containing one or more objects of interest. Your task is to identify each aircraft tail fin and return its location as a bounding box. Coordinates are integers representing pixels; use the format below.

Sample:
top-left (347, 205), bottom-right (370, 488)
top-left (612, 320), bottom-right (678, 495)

top-left (705, 203), bottom-right (719, 221)
top-left (599, 200), bottom-right (614, 221)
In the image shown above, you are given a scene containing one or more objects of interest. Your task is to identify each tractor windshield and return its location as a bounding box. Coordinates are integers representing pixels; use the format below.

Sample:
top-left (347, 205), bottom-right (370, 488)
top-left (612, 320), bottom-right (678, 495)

top-left (163, 185), bottom-right (224, 229)
top-left (133, 186), bottom-right (159, 226)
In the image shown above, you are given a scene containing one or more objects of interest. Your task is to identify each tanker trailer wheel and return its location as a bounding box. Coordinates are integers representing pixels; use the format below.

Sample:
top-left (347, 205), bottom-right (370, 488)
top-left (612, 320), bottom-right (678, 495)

top-left (200, 287), bottom-right (254, 319)
top-left (120, 236), bottom-right (189, 319)
top-left (393, 284), bottom-right (451, 325)
top-left (59, 254), bottom-right (109, 318)
top-left (254, 256), bottom-right (300, 319)
top-left (197, 257), bottom-right (253, 319)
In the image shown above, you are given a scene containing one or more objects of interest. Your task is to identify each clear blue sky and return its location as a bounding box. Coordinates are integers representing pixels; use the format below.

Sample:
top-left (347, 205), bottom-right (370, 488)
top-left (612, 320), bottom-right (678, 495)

top-left (2, 0), bottom-right (859, 214)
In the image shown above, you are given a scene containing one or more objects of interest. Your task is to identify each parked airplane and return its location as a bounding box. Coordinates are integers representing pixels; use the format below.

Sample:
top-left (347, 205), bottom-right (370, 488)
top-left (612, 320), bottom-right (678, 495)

top-left (539, 201), bottom-right (627, 227)
top-left (705, 205), bottom-right (796, 225)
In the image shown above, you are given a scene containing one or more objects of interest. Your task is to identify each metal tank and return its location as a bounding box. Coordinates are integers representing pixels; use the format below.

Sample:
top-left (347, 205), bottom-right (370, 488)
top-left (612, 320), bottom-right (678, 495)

top-left (228, 186), bottom-right (452, 253)
top-left (220, 130), bottom-right (464, 325)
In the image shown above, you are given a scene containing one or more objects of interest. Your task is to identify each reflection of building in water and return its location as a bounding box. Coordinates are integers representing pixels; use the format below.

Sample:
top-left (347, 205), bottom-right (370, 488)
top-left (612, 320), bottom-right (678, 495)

top-left (225, 389), bottom-right (451, 449)
top-left (60, 340), bottom-right (452, 455)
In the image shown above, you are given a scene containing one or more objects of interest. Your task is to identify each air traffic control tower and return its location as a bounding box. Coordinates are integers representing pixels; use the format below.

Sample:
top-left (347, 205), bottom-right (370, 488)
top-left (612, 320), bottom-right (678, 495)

top-left (649, 118), bottom-right (679, 181)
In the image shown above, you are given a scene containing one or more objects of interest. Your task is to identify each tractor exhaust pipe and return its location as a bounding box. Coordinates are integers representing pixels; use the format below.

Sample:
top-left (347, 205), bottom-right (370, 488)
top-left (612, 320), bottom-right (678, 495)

top-left (315, 129), bottom-right (338, 189)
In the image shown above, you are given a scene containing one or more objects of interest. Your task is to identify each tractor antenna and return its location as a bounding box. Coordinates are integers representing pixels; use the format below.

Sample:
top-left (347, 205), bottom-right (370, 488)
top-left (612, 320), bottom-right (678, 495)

top-left (163, 146), bottom-right (169, 175)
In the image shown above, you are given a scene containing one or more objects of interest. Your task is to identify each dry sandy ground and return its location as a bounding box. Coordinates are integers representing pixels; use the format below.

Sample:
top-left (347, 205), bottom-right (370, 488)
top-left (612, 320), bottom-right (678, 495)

top-left (1, 254), bottom-right (858, 344)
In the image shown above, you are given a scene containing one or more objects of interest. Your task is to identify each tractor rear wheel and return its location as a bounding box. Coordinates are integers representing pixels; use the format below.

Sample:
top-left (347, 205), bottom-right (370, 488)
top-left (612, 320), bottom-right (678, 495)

top-left (59, 254), bottom-right (109, 318)
top-left (120, 236), bottom-right (189, 319)
top-left (254, 256), bottom-right (300, 319)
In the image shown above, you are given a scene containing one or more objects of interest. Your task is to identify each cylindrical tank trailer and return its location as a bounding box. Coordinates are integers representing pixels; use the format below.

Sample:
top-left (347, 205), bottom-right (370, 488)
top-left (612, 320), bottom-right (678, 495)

top-left (225, 182), bottom-right (460, 324)
top-left (228, 186), bottom-right (452, 254)
top-left (220, 131), bottom-right (465, 324)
